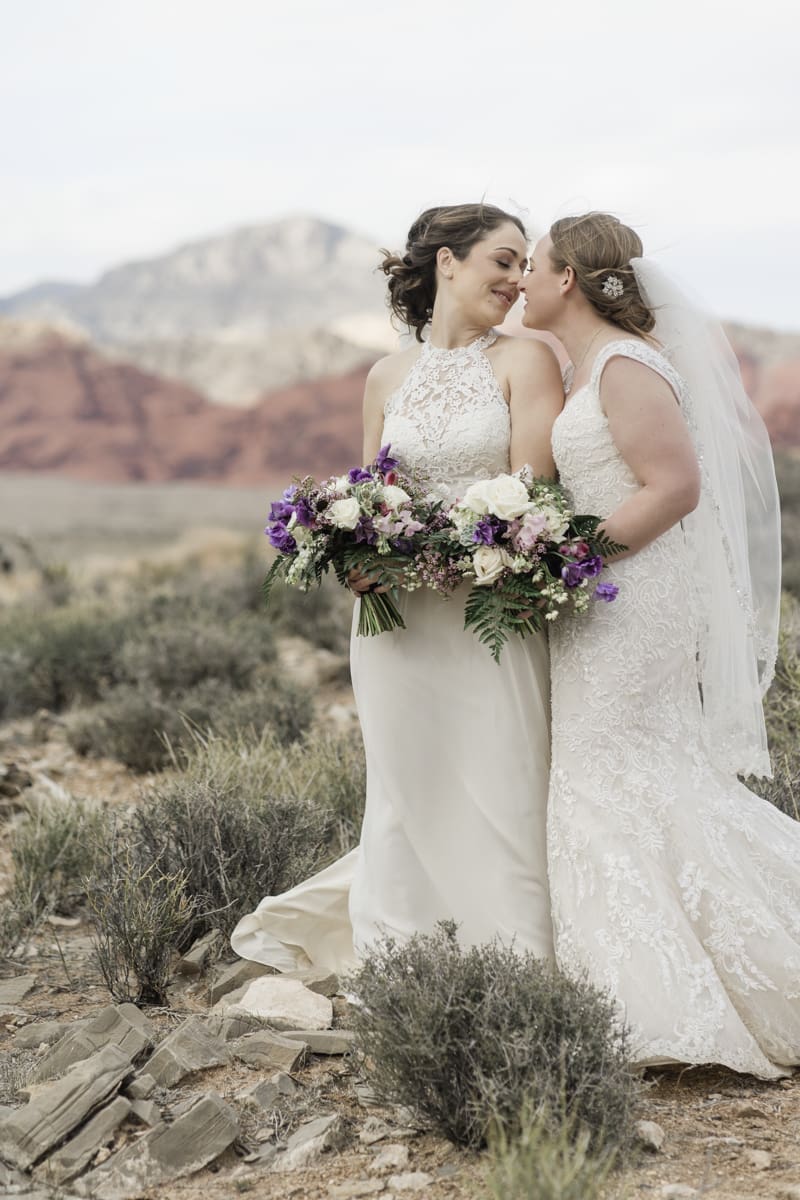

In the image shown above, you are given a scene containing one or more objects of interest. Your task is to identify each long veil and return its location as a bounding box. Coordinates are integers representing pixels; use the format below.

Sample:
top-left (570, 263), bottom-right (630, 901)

top-left (631, 258), bottom-right (781, 779)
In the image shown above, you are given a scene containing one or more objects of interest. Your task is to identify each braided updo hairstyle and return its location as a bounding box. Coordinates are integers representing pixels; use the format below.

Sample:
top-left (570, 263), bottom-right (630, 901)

top-left (381, 203), bottom-right (527, 342)
top-left (549, 212), bottom-right (656, 338)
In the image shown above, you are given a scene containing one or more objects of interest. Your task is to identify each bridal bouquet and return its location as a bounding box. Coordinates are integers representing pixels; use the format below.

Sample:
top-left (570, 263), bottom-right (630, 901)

top-left (262, 445), bottom-right (441, 636)
top-left (436, 469), bottom-right (623, 661)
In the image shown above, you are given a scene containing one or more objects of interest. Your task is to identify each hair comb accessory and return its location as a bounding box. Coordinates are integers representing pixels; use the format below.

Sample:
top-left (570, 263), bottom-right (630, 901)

top-left (601, 274), bottom-right (624, 299)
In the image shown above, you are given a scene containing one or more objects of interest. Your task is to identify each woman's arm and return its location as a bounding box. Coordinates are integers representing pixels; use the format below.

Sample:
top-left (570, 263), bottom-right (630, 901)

top-left (506, 339), bottom-right (565, 478)
top-left (599, 356), bottom-right (701, 559)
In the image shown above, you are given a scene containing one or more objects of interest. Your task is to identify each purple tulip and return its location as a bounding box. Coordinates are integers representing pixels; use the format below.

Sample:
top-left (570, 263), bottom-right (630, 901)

top-left (561, 562), bottom-right (584, 588)
top-left (375, 444), bottom-right (399, 475)
top-left (594, 582), bottom-right (619, 602)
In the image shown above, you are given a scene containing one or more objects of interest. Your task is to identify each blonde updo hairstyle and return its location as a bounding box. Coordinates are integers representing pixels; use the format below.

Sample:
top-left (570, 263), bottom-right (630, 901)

top-left (381, 203), bottom-right (527, 342)
top-left (549, 212), bottom-right (656, 338)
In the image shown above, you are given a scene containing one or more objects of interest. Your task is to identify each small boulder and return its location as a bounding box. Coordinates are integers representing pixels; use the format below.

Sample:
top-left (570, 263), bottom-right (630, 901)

top-left (218, 975), bottom-right (333, 1031)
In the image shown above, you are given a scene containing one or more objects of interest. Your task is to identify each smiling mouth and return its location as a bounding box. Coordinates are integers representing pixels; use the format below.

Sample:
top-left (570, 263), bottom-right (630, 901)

top-left (492, 289), bottom-right (514, 307)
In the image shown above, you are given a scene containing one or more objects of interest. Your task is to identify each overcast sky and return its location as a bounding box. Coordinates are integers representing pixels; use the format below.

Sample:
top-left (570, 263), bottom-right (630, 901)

top-left (2, 0), bottom-right (799, 328)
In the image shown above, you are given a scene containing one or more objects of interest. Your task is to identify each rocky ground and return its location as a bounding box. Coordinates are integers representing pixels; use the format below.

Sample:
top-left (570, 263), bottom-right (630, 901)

top-left (2, 697), bottom-right (800, 1199)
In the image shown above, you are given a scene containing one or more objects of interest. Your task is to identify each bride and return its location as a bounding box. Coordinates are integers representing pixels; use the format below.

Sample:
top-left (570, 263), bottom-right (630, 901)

top-left (519, 211), bottom-right (800, 1078)
top-left (232, 204), bottom-right (563, 973)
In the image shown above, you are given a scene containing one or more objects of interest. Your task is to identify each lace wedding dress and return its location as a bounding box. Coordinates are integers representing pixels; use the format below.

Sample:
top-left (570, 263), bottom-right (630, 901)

top-left (232, 330), bottom-right (554, 974)
top-left (549, 338), bottom-right (800, 1078)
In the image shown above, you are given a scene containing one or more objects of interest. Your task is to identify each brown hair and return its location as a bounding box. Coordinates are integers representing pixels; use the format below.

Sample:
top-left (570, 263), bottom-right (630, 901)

top-left (548, 212), bottom-right (656, 337)
top-left (381, 204), bottom-right (527, 342)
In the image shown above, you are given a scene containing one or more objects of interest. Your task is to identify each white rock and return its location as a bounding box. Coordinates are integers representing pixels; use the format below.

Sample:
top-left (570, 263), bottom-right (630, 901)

top-left (224, 976), bottom-right (332, 1031)
top-left (370, 1144), bottom-right (409, 1173)
top-left (330, 1181), bottom-right (386, 1198)
top-left (744, 1148), bottom-right (772, 1169)
top-left (359, 1117), bottom-right (393, 1145)
top-left (388, 1172), bottom-right (433, 1192)
top-left (660, 1186), bottom-right (698, 1199)
top-left (273, 1113), bottom-right (344, 1171)
top-left (636, 1119), bottom-right (665, 1151)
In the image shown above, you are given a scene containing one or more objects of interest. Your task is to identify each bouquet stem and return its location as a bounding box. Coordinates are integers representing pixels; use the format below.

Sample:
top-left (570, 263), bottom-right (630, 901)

top-left (357, 590), bottom-right (406, 636)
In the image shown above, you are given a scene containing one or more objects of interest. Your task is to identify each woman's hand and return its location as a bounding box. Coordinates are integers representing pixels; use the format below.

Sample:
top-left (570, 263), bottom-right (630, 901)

top-left (347, 567), bottom-right (390, 595)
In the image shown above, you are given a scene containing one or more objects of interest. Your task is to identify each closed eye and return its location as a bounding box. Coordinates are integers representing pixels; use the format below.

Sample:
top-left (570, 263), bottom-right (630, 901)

top-left (496, 260), bottom-right (512, 269)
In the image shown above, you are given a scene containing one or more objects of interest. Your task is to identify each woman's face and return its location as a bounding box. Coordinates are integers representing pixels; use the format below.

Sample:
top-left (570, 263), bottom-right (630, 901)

top-left (445, 221), bottom-right (528, 325)
top-left (518, 234), bottom-right (564, 330)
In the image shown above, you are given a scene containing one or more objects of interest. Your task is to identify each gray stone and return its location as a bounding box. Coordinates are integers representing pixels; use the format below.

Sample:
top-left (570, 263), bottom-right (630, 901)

top-left (0, 1043), bottom-right (132, 1170)
top-left (0, 975), bottom-right (37, 1005)
top-left (209, 958), bottom-right (274, 1004)
top-left (660, 1187), bottom-right (699, 1199)
top-left (219, 975), bottom-right (333, 1031)
top-left (273, 1113), bottom-right (345, 1171)
top-left (202, 1011), bottom-right (266, 1042)
top-left (142, 1016), bottom-right (228, 1087)
top-left (744, 1148), bottom-right (772, 1169)
top-left (636, 1119), bottom-right (666, 1152)
top-left (123, 1072), bottom-right (156, 1100)
top-left (371, 1143), bottom-right (410, 1172)
top-left (236, 1072), bottom-right (297, 1112)
top-left (75, 1092), bottom-right (239, 1200)
top-left (230, 1029), bottom-right (307, 1073)
top-left (35, 1095), bottom-right (131, 1185)
top-left (330, 1181), bottom-right (386, 1198)
top-left (0, 1161), bottom-right (28, 1192)
top-left (356, 1084), bottom-right (380, 1109)
top-left (359, 1117), bottom-right (393, 1145)
top-left (281, 967), bottom-right (340, 997)
top-left (129, 1098), bottom-right (161, 1126)
top-left (243, 1143), bottom-right (279, 1166)
top-left (34, 1004), bottom-right (155, 1081)
top-left (13, 1019), bottom-right (86, 1050)
top-left (176, 928), bottom-right (224, 976)
top-left (388, 1172), bottom-right (434, 1192)
top-left (281, 1028), bottom-right (355, 1055)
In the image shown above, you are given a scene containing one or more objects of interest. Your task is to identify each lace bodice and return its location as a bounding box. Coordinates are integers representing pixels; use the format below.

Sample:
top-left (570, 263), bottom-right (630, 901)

top-left (382, 330), bottom-right (510, 503)
top-left (552, 338), bottom-right (686, 514)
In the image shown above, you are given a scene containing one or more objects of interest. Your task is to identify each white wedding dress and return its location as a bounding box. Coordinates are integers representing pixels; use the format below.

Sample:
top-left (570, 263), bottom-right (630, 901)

top-left (232, 330), bottom-right (554, 974)
top-left (549, 339), bottom-right (800, 1078)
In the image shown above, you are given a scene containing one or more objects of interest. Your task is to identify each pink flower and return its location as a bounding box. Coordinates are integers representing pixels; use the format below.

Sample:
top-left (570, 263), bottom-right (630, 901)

top-left (512, 511), bottom-right (548, 552)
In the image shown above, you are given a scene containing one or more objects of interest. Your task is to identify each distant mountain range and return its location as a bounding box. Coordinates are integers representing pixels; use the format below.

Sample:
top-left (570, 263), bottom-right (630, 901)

top-left (0, 216), bottom-right (797, 485)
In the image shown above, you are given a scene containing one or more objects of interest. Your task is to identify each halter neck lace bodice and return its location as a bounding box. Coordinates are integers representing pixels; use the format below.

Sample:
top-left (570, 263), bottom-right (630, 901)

top-left (382, 329), bottom-right (510, 503)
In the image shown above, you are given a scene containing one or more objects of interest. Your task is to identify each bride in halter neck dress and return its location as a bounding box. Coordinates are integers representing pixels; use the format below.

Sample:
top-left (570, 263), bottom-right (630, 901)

top-left (519, 213), bottom-right (800, 1079)
top-left (232, 205), bottom-right (564, 973)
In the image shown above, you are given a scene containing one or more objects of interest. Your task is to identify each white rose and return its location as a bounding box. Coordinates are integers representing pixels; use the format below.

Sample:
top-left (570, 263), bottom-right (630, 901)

top-left (327, 497), bottom-right (361, 530)
top-left (461, 480), bottom-right (492, 514)
top-left (330, 475), bottom-right (351, 495)
top-left (482, 474), bottom-right (533, 520)
top-left (381, 484), bottom-right (412, 510)
top-left (540, 505), bottom-right (570, 539)
top-left (473, 545), bottom-right (512, 586)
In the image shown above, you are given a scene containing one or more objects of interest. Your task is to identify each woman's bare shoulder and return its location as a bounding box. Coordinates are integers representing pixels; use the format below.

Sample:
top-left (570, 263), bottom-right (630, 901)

top-left (492, 331), bottom-right (562, 371)
top-left (364, 344), bottom-right (421, 404)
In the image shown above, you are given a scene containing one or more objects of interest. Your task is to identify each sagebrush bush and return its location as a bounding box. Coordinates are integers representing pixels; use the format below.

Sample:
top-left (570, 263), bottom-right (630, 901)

top-left (268, 574), bottom-right (353, 655)
top-left (117, 618), bottom-right (262, 694)
top-left (480, 1103), bottom-right (617, 1200)
top-left (274, 728), bottom-right (366, 852)
top-left (67, 675), bottom-right (314, 773)
top-left (763, 592), bottom-right (800, 760)
top-left (86, 829), bottom-right (195, 1005)
top-left (747, 751), bottom-right (799, 820)
top-left (12, 796), bottom-right (108, 921)
top-left (777, 453), bottom-right (800, 599)
top-left (346, 922), bottom-right (638, 1153)
top-left (0, 607), bottom-right (129, 718)
top-left (132, 734), bottom-right (336, 945)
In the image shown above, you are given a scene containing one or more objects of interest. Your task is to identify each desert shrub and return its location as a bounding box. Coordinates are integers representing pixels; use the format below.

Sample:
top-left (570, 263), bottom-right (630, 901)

top-left (67, 675), bottom-right (314, 773)
top-left (0, 1048), bottom-right (38, 1105)
top-left (776, 453), bottom-right (800, 598)
top-left (268, 574), bottom-right (353, 655)
top-left (346, 921), bottom-right (637, 1153)
top-left (0, 901), bottom-right (31, 963)
top-left (763, 593), bottom-right (800, 759)
top-left (131, 734), bottom-right (336, 946)
top-left (117, 618), bottom-right (262, 695)
top-left (747, 752), bottom-right (799, 820)
top-left (480, 1103), bottom-right (617, 1200)
top-left (86, 829), bottom-right (195, 1005)
top-left (128, 545), bottom-right (267, 627)
top-left (278, 728), bottom-right (366, 853)
top-left (0, 607), bottom-right (129, 718)
top-left (12, 796), bottom-right (108, 920)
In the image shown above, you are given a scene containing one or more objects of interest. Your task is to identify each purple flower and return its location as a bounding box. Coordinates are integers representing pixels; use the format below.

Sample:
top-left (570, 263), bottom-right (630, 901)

top-left (354, 517), bottom-right (377, 545)
top-left (579, 555), bottom-right (603, 579)
top-left (293, 497), bottom-right (315, 527)
top-left (561, 562), bottom-right (584, 588)
top-left (375, 444), bottom-right (399, 476)
top-left (269, 498), bottom-right (296, 523)
top-left (266, 523), bottom-right (297, 554)
top-left (282, 484), bottom-right (298, 501)
top-left (392, 537), bottom-right (414, 555)
top-left (594, 582), bottom-right (619, 602)
top-left (473, 516), bottom-right (504, 546)
top-left (348, 466), bottom-right (374, 484)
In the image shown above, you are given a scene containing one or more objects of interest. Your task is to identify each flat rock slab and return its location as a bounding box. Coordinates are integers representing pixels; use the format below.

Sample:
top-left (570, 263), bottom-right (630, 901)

top-left (129, 1098), bottom-right (161, 1126)
top-left (0, 1042), bottom-right (132, 1170)
top-left (13, 1019), bottom-right (86, 1051)
top-left (209, 958), bottom-right (275, 1004)
top-left (330, 1181), bottom-right (386, 1198)
top-left (221, 976), bottom-right (332, 1031)
top-left (229, 1030), bottom-right (307, 1073)
top-left (35, 1004), bottom-right (155, 1082)
top-left (123, 1072), bottom-right (156, 1100)
top-left (75, 1091), bottom-right (239, 1200)
top-left (143, 1017), bottom-right (228, 1087)
top-left (176, 929), bottom-right (224, 977)
top-left (388, 1172), bottom-right (434, 1192)
top-left (282, 1028), bottom-right (355, 1055)
top-left (0, 975), bottom-right (37, 1005)
top-left (202, 1011), bottom-right (266, 1042)
top-left (36, 1095), bottom-right (131, 1186)
top-left (236, 1072), bottom-right (297, 1112)
top-left (273, 1113), bottom-right (345, 1171)
top-left (281, 967), bottom-right (339, 997)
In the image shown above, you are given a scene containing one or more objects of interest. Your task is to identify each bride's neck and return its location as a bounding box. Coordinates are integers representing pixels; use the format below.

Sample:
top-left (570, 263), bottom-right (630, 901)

top-left (428, 306), bottom-right (490, 350)
top-left (552, 312), bottom-right (619, 366)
